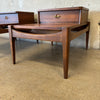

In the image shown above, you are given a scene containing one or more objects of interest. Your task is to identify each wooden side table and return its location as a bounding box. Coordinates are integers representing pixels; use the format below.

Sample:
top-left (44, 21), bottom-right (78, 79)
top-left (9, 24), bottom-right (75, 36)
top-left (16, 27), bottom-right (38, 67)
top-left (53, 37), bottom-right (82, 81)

top-left (0, 11), bottom-right (34, 34)
top-left (8, 7), bottom-right (90, 79)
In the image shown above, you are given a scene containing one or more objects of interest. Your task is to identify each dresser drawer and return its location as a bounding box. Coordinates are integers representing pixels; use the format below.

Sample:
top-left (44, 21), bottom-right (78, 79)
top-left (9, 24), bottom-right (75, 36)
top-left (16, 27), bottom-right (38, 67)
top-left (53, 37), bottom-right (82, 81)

top-left (38, 7), bottom-right (88, 24)
top-left (39, 10), bottom-right (80, 24)
top-left (0, 14), bottom-right (18, 25)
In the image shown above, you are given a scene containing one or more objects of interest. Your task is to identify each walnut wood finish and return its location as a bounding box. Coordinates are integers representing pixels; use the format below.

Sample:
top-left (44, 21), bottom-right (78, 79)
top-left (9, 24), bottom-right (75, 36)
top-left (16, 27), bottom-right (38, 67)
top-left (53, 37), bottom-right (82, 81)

top-left (0, 11), bottom-right (34, 34)
top-left (38, 7), bottom-right (88, 45)
top-left (8, 22), bottom-right (90, 79)
top-left (0, 28), bottom-right (8, 33)
top-left (0, 11), bottom-right (39, 44)
top-left (38, 7), bottom-right (88, 24)
top-left (8, 7), bottom-right (90, 79)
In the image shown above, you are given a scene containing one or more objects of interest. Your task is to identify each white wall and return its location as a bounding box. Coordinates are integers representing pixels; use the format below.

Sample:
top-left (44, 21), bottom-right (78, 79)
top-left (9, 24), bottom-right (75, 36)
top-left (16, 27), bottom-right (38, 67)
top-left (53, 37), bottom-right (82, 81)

top-left (0, 0), bottom-right (100, 49)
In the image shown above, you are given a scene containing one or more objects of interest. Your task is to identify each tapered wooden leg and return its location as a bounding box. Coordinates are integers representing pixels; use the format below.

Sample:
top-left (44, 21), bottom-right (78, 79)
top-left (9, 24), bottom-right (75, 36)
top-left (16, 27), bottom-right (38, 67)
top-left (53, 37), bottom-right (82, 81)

top-left (51, 41), bottom-right (53, 46)
top-left (86, 22), bottom-right (90, 50)
top-left (10, 38), bottom-right (16, 64)
top-left (8, 25), bottom-right (16, 64)
top-left (62, 28), bottom-right (70, 79)
top-left (86, 31), bottom-right (89, 50)
top-left (37, 40), bottom-right (39, 44)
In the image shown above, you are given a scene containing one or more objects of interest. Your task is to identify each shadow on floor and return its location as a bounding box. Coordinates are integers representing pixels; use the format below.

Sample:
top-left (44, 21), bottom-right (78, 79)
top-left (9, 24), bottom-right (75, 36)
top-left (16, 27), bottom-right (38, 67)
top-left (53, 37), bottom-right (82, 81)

top-left (0, 38), bottom-right (88, 76)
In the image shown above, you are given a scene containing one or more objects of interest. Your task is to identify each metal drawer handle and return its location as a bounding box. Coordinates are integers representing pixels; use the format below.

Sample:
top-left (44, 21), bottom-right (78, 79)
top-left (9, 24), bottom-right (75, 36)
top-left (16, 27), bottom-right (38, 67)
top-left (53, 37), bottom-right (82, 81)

top-left (55, 14), bottom-right (61, 18)
top-left (5, 16), bottom-right (8, 19)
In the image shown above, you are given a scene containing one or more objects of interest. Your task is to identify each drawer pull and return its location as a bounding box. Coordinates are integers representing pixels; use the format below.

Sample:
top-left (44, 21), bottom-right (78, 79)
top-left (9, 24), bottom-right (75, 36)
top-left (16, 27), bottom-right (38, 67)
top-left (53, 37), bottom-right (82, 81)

top-left (55, 14), bottom-right (61, 18)
top-left (5, 16), bottom-right (8, 20)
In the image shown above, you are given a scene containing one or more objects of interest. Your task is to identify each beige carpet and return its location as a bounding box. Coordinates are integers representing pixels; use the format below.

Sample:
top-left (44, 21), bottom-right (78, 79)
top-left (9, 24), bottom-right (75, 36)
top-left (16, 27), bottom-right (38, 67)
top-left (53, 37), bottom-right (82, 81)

top-left (0, 38), bottom-right (100, 100)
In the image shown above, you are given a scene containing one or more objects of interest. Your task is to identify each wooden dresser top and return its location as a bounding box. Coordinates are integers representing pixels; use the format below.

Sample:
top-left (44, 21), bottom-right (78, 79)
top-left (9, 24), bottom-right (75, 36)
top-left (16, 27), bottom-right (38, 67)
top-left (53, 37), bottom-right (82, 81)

top-left (38, 6), bottom-right (89, 12)
top-left (0, 11), bottom-right (34, 14)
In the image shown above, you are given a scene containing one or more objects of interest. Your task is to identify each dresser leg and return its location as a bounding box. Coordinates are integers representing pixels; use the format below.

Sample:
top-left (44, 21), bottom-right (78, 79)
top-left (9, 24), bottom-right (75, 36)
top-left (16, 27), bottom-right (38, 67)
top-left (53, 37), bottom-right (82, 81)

top-left (62, 28), bottom-right (70, 79)
top-left (51, 41), bottom-right (53, 46)
top-left (86, 31), bottom-right (89, 50)
top-left (10, 38), bottom-right (16, 64)
top-left (37, 40), bottom-right (39, 44)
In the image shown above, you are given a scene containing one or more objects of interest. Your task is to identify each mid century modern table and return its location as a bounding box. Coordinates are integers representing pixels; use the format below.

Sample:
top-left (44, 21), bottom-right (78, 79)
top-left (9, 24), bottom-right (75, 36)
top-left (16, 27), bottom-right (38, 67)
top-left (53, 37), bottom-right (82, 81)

top-left (0, 11), bottom-right (34, 34)
top-left (8, 7), bottom-right (90, 79)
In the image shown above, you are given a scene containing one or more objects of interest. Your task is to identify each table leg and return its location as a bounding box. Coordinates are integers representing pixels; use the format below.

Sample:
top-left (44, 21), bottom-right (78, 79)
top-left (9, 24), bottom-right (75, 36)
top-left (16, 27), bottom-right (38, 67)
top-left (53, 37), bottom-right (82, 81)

top-left (10, 37), bottom-right (16, 64)
top-left (51, 41), bottom-right (53, 46)
top-left (62, 28), bottom-right (70, 79)
top-left (8, 25), bottom-right (16, 64)
top-left (86, 31), bottom-right (89, 50)
top-left (37, 40), bottom-right (39, 44)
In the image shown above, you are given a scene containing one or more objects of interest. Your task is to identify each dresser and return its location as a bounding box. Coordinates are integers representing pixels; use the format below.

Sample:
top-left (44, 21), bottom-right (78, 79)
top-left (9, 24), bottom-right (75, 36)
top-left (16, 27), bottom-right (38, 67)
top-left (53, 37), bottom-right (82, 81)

top-left (0, 11), bottom-right (34, 34)
top-left (8, 7), bottom-right (90, 79)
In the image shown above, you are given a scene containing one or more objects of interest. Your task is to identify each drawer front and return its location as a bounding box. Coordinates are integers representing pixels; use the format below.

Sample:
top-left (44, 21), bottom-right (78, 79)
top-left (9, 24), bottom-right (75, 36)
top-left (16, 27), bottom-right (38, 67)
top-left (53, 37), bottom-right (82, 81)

top-left (0, 14), bottom-right (18, 25)
top-left (39, 10), bottom-right (80, 24)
